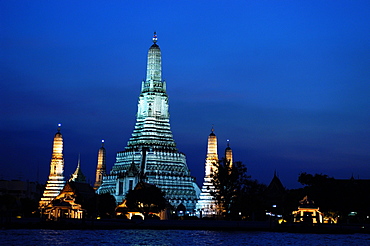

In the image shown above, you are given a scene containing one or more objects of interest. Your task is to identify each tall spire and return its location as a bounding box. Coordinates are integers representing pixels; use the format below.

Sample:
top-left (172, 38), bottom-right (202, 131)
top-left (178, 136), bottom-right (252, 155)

top-left (94, 140), bottom-right (106, 190)
top-left (196, 128), bottom-right (220, 216)
top-left (39, 124), bottom-right (66, 208)
top-left (152, 31), bottom-right (157, 43)
top-left (225, 139), bottom-right (233, 166)
top-left (127, 32), bottom-right (174, 149)
top-left (69, 154), bottom-right (86, 183)
top-left (206, 126), bottom-right (218, 169)
top-left (52, 124), bottom-right (63, 160)
top-left (144, 32), bottom-right (163, 87)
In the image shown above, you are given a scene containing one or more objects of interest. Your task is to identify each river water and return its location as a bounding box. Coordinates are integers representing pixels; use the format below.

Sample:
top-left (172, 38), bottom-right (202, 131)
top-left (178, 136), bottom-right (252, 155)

top-left (1, 229), bottom-right (370, 245)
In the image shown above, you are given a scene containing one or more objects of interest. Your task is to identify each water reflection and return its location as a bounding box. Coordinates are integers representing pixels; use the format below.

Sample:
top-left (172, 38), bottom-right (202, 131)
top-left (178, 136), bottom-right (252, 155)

top-left (1, 229), bottom-right (369, 246)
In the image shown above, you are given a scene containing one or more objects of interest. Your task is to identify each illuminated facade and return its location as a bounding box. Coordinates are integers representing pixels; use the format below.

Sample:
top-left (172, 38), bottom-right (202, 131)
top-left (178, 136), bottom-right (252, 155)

top-left (292, 196), bottom-right (323, 224)
top-left (196, 128), bottom-right (220, 216)
top-left (196, 129), bottom-right (234, 217)
top-left (94, 140), bottom-right (106, 190)
top-left (225, 140), bottom-right (233, 166)
top-left (97, 33), bottom-right (200, 211)
top-left (45, 181), bottom-right (95, 220)
top-left (39, 124), bottom-right (66, 208)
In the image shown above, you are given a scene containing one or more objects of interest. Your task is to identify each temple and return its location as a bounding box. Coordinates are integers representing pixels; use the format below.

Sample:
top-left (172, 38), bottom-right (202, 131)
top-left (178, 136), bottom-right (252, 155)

top-left (45, 181), bottom-right (96, 220)
top-left (97, 33), bottom-right (200, 211)
top-left (292, 196), bottom-right (324, 224)
top-left (39, 124), bottom-right (66, 208)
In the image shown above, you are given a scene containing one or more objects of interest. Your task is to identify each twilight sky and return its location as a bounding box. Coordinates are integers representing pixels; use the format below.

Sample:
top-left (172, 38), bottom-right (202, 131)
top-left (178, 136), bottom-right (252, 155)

top-left (1, 1), bottom-right (369, 189)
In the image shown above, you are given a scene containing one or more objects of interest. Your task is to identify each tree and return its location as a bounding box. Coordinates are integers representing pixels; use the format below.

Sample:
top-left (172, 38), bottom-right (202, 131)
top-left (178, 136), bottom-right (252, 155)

top-left (96, 193), bottom-right (116, 218)
top-left (244, 180), bottom-right (268, 220)
top-left (211, 159), bottom-right (251, 219)
top-left (0, 194), bottom-right (17, 223)
top-left (298, 172), bottom-right (333, 186)
top-left (125, 182), bottom-right (167, 219)
top-left (296, 172), bottom-right (336, 212)
top-left (20, 197), bottom-right (39, 217)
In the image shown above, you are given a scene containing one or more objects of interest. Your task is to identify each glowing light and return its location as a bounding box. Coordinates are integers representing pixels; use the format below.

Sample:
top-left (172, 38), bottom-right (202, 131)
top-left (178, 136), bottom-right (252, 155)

top-left (102, 139), bottom-right (105, 143)
top-left (349, 211), bottom-right (357, 216)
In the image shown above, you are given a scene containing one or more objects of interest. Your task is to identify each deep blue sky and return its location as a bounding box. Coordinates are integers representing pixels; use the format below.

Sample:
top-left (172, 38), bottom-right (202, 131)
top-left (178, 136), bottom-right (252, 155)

top-left (1, 1), bottom-right (369, 189)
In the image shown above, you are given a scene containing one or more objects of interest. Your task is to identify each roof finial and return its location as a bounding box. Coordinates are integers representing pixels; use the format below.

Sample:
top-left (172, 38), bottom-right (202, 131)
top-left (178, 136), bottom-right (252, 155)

top-left (153, 31), bottom-right (157, 43)
top-left (101, 139), bottom-right (105, 147)
top-left (227, 139), bottom-right (230, 147)
top-left (57, 123), bottom-right (61, 132)
top-left (77, 153), bottom-right (81, 169)
top-left (211, 124), bottom-right (214, 133)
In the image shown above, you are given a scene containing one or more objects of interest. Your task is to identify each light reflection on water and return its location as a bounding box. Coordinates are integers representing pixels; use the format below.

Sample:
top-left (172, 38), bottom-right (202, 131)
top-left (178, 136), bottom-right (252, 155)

top-left (1, 229), bottom-right (370, 246)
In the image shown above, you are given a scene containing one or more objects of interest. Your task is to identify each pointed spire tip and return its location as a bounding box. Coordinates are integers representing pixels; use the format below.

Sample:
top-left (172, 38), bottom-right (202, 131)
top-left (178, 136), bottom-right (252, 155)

top-left (153, 31), bottom-right (157, 43)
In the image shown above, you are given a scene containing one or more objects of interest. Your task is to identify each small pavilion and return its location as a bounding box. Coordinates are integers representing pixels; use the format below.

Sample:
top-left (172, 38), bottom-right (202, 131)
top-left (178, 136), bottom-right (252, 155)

top-left (292, 196), bottom-right (323, 224)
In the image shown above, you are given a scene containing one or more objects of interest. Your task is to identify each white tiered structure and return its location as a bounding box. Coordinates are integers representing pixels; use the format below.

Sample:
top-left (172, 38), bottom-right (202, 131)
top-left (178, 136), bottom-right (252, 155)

top-left (97, 33), bottom-right (200, 211)
top-left (39, 124), bottom-right (66, 208)
top-left (196, 129), bottom-right (234, 217)
top-left (196, 128), bottom-right (219, 216)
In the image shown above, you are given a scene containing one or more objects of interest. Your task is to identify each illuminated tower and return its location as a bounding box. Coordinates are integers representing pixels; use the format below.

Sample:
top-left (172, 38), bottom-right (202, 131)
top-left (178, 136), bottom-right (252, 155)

top-left (98, 33), bottom-right (199, 211)
top-left (196, 127), bottom-right (220, 216)
top-left (94, 140), bottom-right (106, 190)
top-left (39, 124), bottom-right (66, 208)
top-left (225, 140), bottom-right (233, 166)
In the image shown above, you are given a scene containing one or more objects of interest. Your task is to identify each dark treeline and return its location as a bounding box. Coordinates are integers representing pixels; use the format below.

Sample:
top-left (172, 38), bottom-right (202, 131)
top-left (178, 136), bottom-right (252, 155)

top-left (211, 159), bottom-right (370, 223)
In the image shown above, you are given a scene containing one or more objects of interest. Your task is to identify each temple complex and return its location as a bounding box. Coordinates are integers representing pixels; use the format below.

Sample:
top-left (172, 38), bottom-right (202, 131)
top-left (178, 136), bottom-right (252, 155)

top-left (39, 124), bottom-right (66, 208)
top-left (97, 33), bottom-right (200, 211)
